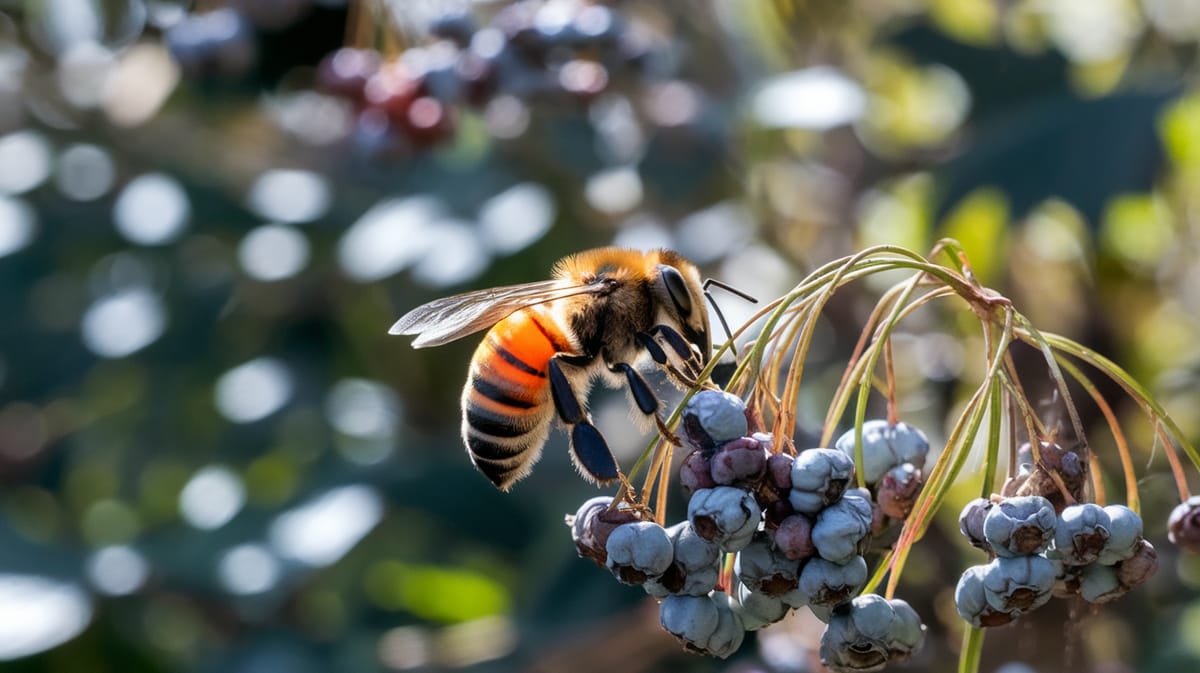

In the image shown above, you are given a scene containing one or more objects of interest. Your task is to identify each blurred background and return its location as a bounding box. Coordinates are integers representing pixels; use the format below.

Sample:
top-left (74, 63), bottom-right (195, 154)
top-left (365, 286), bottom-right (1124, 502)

top-left (2, 0), bottom-right (1200, 672)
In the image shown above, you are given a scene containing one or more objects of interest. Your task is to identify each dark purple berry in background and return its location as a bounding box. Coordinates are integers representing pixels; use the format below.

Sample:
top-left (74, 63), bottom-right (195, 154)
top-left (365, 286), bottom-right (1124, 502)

top-left (710, 435), bottom-right (768, 487)
top-left (774, 513), bottom-right (815, 561)
top-left (958, 497), bottom-right (994, 553)
top-left (568, 496), bottom-right (642, 567)
top-left (766, 452), bottom-right (794, 491)
top-left (1115, 539), bottom-right (1157, 589)
top-left (679, 450), bottom-right (715, 498)
top-left (1168, 496), bottom-right (1200, 553)
top-left (876, 462), bottom-right (923, 520)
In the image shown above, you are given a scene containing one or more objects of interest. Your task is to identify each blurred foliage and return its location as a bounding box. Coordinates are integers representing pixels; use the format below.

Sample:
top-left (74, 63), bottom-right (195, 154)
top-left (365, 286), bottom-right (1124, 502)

top-left (1, 0), bottom-right (1200, 672)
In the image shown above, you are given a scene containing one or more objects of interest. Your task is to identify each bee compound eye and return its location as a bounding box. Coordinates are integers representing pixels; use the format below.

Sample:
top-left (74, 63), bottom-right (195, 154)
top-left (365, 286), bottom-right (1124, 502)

top-left (659, 265), bottom-right (693, 315)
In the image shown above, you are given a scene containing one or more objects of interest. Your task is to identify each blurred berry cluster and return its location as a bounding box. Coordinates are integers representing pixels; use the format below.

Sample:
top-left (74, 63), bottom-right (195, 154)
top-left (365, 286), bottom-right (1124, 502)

top-left (955, 442), bottom-right (1158, 628)
top-left (567, 390), bottom-right (929, 669)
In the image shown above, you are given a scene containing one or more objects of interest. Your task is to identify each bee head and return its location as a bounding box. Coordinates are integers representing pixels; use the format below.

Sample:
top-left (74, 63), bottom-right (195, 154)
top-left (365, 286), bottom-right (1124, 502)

top-left (652, 256), bottom-right (711, 364)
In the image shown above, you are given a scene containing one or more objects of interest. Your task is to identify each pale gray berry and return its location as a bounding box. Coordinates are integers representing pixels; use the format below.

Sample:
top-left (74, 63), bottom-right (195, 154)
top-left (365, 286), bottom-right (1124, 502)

top-left (954, 565), bottom-right (1014, 628)
top-left (606, 521), bottom-right (673, 585)
top-left (789, 448), bottom-right (855, 514)
top-left (798, 555), bottom-right (869, 609)
top-left (812, 489), bottom-right (873, 564)
top-left (983, 495), bottom-right (1056, 557)
top-left (734, 533), bottom-right (800, 596)
top-left (981, 555), bottom-right (1055, 615)
top-left (1079, 562), bottom-right (1124, 603)
top-left (730, 582), bottom-right (789, 631)
top-left (682, 390), bottom-right (748, 451)
top-left (1053, 503), bottom-right (1111, 566)
top-left (1098, 504), bottom-right (1143, 565)
top-left (688, 486), bottom-right (761, 553)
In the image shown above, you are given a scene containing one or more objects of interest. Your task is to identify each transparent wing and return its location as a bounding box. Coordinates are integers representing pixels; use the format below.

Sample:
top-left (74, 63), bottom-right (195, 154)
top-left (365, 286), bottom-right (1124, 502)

top-left (389, 279), bottom-right (601, 348)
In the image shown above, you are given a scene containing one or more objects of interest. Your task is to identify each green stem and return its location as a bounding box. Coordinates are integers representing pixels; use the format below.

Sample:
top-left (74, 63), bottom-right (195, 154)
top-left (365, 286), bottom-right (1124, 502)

top-left (959, 625), bottom-right (985, 673)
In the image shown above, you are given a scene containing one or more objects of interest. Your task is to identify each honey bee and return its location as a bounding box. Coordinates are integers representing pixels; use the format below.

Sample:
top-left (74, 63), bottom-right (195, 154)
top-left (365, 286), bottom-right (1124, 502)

top-left (390, 247), bottom-right (712, 491)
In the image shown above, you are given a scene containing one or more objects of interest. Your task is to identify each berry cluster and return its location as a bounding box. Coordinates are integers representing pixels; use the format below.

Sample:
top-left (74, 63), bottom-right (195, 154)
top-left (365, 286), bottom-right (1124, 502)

top-left (314, 1), bottom-right (655, 151)
top-left (955, 490), bottom-right (1156, 627)
top-left (567, 390), bottom-right (928, 668)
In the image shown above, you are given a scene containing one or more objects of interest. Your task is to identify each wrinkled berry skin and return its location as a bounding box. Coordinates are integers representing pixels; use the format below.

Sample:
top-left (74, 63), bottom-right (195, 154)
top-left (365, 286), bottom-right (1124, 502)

top-left (688, 486), bottom-right (761, 552)
top-left (812, 489), bottom-right (874, 564)
top-left (876, 463), bottom-right (923, 520)
top-left (682, 390), bottom-right (748, 451)
top-left (958, 498), bottom-right (994, 552)
top-left (819, 594), bottom-right (926, 673)
top-left (1053, 503), bottom-right (1111, 566)
top-left (1004, 441), bottom-right (1087, 511)
top-left (679, 450), bottom-right (716, 499)
top-left (569, 496), bottom-right (643, 566)
top-left (1098, 504), bottom-right (1143, 565)
top-left (955, 565), bottom-right (1015, 628)
top-left (730, 582), bottom-right (789, 631)
top-left (798, 555), bottom-right (869, 609)
top-left (710, 435), bottom-right (768, 487)
top-left (983, 495), bottom-right (1056, 557)
top-left (644, 522), bottom-right (721, 598)
top-left (766, 452), bottom-right (794, 491)
top-left (735, 533), bottom-right (800, 596)
top-left (789, 448), bottom-right (855, 514)
top-left (660, 592), bottom-right (745, 659)
top-left (1116, 539), bottom-right (1158, 589)
top-left (606, 521), bottom-right (673, 585)
top-left (834, 420), bottom-right (930, 485)
top-left (981, 555), bottom-right (1055, 615)
top-left (1168, 496), bottom-right (1200, 553)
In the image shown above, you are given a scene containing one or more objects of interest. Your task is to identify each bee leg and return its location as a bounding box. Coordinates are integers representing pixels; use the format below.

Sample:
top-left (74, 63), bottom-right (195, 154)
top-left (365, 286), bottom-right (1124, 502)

top-left (549, 355), bottom-right (619, 484)
top-left (610, 362), bottom-right (682, 446)
top-left (635, 332), bottom-right (669, 365)
top-left (647, 325), bottom-right (704, 380)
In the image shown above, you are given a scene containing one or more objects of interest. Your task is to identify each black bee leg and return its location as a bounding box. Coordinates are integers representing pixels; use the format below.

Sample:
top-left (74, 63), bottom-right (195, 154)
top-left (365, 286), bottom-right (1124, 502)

top-left (644, 325), bottom-right (702, 385)
top-left (635, 332), bottom-right (669, 366)
top-left (548, 355), bottom-right (619, 484)
top-left (610, 362), bottom-right (682, 445)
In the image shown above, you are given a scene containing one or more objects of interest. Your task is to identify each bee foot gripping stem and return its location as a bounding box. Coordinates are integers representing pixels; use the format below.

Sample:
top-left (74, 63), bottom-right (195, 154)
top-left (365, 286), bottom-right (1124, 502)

top-left (571, 422), bottom-right (619, 484)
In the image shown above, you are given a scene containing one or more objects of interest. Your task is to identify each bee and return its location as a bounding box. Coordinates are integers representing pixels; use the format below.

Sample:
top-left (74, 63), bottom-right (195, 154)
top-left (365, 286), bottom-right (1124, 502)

top-left (390, 247), bottom-right (712, 491)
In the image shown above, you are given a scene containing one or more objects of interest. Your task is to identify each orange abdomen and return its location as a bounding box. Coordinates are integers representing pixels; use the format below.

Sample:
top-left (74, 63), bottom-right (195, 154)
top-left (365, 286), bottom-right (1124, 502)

top-left (461, 303), bottom-right (576, 490)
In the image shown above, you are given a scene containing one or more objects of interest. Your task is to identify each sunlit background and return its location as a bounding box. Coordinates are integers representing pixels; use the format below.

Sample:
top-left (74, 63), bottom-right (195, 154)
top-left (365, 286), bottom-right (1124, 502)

top-left (2, 0), bottom-right (1200, 672)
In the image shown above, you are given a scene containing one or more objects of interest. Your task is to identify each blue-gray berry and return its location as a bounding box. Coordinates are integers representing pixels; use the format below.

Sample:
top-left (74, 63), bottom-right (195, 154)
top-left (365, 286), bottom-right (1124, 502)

top-left (660, 592), bottom-right (744, 659)
top-left (1079, 562), bottom-right (1123, 603)
top-left (643, 522), bottom-right (721, 597)
top-left (688, 486), bottom-right (761, 552)
top-left (730, 582), bottom-right (789, 631)
top-left (1053, 503), bottom-right (1111, 566)
top-left (812, 489), bottom-right (873, 564)
top-left (954, 565), bottom-right (1014, 628)
top-left (606, 521), bottom-right (674, 585)
top-left (834, 420), bottom-right (930, 485)
top-left (797, 555), bottom-right (869, 609)
top-left (983, 495), bottom-right (1056, 557)
top-left (981, 555), bottom-right (1055, 615)
top-left (789, 448), bottom-right (855, 514)
top-left (819, 594), bottom-right (923, 673)
top-left (1097, 504), bottom-right (1143, 565)
top-left (734, 533), bottom-right (800, 596)
top-left (682, 390), bottom-right (748, 451)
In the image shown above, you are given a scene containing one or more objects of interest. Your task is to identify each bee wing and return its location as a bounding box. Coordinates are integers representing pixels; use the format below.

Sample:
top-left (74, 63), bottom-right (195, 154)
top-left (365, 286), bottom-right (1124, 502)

top-left (389, 279), bottom-right (601, 348)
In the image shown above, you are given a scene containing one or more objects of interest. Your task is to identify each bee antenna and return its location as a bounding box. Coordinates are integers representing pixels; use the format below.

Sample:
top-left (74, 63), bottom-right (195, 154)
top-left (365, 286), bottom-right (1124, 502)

top-left (702, 279), bottom-right (757, 358)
